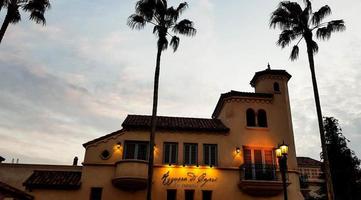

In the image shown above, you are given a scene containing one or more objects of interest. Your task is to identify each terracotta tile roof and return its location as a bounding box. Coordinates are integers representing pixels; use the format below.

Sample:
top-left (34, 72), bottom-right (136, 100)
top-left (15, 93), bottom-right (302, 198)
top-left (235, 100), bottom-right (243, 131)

top-left (0, 181), bottom-right (33, 200)
top-left (297, 157), bottom-right (322, 167)
top-left (250, 69), bottom-right (292, 87)
top-left (23, 171), bottom-right (81, 190)
top-left (122, 115), bottom-right (229, 133)
top-left (212, 90), bottom-right (273, 118)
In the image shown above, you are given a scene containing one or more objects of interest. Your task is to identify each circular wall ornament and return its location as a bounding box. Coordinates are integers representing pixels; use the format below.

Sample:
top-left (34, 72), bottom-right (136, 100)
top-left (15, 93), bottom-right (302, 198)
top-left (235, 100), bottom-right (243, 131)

top-left (100, 149), bottom-right (111, 160)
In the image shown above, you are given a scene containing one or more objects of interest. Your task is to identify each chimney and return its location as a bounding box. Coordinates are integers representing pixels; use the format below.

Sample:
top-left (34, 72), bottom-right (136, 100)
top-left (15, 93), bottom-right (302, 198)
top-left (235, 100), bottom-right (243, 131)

top-left (73, 156), bottom-right (78, 166)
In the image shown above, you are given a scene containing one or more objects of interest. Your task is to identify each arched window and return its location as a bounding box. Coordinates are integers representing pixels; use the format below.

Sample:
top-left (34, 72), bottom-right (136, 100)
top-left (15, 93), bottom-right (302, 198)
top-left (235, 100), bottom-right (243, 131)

top-left (246, 109), bottom-right (256, 127)
top-left (258, 109), bottom-right (268, 127)
top-left (273, 82), bottom-right (280, 92)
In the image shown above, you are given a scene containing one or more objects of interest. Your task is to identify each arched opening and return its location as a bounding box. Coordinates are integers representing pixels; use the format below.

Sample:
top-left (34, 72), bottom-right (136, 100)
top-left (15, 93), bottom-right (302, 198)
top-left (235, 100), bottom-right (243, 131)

top-left (258, 109), bottom-right (268, 127)
top-left (273, 82), bottom-right (280, 92)
top-left (246, 109), bottom-right (256, 127)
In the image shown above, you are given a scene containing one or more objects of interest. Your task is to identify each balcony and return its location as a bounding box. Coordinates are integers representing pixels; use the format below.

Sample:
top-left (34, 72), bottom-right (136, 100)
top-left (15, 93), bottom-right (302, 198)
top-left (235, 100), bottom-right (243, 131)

top-left (239, 164), bottom-right (288, 196)
top-left (112, 160), bottom-right (148, 191)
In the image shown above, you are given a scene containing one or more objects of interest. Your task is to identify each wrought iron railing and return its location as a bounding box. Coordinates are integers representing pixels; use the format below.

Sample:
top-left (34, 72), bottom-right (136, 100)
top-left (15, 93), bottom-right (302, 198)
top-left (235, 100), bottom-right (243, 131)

top-left (240, 164), bottom-right (278, 181)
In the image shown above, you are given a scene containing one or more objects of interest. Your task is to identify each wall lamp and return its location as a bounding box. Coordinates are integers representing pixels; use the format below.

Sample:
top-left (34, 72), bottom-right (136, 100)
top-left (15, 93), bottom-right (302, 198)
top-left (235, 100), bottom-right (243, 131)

top-left (116, 142), bottom-right (121, 149)
top-left (236, 147), bottom-right (241, 154)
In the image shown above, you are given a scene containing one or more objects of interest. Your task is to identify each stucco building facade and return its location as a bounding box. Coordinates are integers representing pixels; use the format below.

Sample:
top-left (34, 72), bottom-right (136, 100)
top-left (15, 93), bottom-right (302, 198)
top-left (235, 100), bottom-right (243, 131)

top-left (0, 69), bottom-right (305, 200)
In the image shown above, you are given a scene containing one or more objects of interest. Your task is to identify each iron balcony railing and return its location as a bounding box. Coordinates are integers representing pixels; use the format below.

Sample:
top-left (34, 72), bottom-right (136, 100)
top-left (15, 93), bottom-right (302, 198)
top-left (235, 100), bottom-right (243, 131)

top-left (240, 164), bottom-right (278, 181)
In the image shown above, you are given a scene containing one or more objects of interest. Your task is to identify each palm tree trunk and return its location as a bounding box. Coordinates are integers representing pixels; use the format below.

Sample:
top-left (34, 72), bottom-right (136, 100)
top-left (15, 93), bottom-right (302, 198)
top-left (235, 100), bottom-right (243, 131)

top-left (0, 10), bottom-right (12, 44)
top-left (146, 46), bottom-right (162, 200)
top-left (306, 40), bottom-right (335, 200)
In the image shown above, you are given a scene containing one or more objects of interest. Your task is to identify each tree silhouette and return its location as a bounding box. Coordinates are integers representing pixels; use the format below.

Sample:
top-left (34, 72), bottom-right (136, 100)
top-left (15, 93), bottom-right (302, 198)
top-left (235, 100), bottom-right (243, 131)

top-left (127, 0), bottom-right (196, 199)
top-left (270, 1), bottom-right (345, 199)
top-left (0, 0), bottom-right (50, 43)
top-left (324, 117), bottom-right (361, 200)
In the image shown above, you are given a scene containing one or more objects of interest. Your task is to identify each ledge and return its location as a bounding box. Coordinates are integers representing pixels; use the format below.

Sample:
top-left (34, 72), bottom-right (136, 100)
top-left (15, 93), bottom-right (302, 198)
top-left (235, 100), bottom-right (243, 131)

top-left (239, 179), bottom-right (290, 196)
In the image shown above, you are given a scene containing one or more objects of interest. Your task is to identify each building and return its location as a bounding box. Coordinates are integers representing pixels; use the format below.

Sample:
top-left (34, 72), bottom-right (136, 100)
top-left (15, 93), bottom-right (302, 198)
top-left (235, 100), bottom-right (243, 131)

top-left (297, 157), bottom-right (325, 199)
top-left (0, 68), bottom-right (305, 200)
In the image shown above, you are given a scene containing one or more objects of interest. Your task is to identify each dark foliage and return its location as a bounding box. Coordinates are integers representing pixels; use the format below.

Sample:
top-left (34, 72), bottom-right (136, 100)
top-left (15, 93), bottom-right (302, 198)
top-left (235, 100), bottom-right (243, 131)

top-left (323, 117), bottom-right (361, 200)
top-left (270, 0), bottom-right (345, 60)
top-left (0, 0), bottom-right (50, 43)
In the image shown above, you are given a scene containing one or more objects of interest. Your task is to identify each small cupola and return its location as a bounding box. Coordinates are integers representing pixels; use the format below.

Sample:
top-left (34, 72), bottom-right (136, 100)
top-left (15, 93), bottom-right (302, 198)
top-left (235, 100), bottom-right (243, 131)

top-left (250, 64), bottom-right (291, 94)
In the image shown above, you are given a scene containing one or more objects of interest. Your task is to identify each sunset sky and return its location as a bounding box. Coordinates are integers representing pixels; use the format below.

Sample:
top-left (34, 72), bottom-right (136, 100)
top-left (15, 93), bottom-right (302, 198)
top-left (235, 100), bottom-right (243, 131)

top-left (0, 0), bottom-right (360, 164)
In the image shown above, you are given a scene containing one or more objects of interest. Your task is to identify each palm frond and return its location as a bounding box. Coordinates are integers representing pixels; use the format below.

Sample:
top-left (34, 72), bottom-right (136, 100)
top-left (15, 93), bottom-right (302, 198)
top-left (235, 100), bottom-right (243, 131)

top-left (157, 35), bottom-right (168, 51)
top-left (303, 0), bottom-right (312, 14)
top-left (135, 0), bottom-right (155, 21)
top-left (279, 1), bottom-right (303, 16)
top-left (0, 0), bottom-right (6, 11)
top-left (176, 2), bottom-right (188, 14)
top-left (22, 0), bottom-right (50, 12)
top-left (165, 6), bottom-right (179, 22)
top-left (290, 45), bottom-right (299, 61)
top-left (311, 5), bottom-right (331, 25)
top-left (316, 20), bottom-right (345, 40)
top-left (170, 36), bottom-right (180, 52)
top-left (277, 29), bottom-right (300, 48)
top-left (127, 14), bottom-right (147, 30)
top-left (270, 7), bottom-right (296, 30)
top-left (173, 19), bottom-right (196, 36)
top-left (29, 10), bottom-right (46, 25)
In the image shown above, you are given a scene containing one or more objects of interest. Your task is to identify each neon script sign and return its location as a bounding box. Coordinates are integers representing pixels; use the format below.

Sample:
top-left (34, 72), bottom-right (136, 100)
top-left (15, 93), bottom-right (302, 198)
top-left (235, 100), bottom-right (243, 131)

top-left (161, 171), bottom-right (217, 187)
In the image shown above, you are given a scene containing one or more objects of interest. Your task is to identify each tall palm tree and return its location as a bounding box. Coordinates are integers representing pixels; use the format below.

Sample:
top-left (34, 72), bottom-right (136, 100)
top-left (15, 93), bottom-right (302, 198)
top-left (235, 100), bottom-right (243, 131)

top-left (0, 0), bottom-right (50, 43)
top-left (127, 0), bottom-right (196, 199)
top-left (270, 1), bottom-right (345, 200)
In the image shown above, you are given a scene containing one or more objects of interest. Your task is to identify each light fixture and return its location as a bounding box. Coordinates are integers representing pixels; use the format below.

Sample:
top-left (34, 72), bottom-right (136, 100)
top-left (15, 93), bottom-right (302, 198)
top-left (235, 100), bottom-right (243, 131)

top-left (210, 164), bottom-right (213, 168)
top-left (236, 147), bottom-right (241, 154)
top-left (276, 148), bottom-right (282, 158)
top-left (168, 163), bottom-right (172, 167)
top-left (116, 142), bottom-right (121, 149)
top-left (279, 141), bottom-right (289, 155)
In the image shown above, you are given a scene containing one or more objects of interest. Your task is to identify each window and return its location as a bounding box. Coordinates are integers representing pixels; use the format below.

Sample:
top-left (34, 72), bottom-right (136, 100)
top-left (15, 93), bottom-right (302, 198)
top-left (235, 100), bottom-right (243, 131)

top-left (247, 109), bottom-right (268, 128)
top-left (185, 190), bottom-right (194, 200)
top-left (184, 143), bottom-right (197, 165)
top-left (257, 109), bottom-right (268, 127)
top-left (100, 150), bottom-right (111, 160)
top-left (273, 82), bottom-right (280, 92)
top-left (90, 187), bottom-right (102, 200)
top-left (167, 189), bottom-right (177, 200)
top-left (124, 141), bottom-right (149, 160)
top-left (242, 148), bottom-right (276, 180)
top-left (164, 142), bottom-right (178, 164)
top-left (202, 190), bottom-right (212, 200)
top-left (204, 144), bottom-right (217, 166)
top-left (246, 109), bottom-right (256, 127)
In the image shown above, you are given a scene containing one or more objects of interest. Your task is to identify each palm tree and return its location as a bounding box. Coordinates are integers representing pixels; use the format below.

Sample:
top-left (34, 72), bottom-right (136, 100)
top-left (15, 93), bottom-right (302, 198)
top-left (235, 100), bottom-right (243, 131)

top-left (127, 0), bottom-right (196, 199)
top-left (0, 0), bottom-right (50, 43)
top-left (270, 1), bottom-right (345, 200)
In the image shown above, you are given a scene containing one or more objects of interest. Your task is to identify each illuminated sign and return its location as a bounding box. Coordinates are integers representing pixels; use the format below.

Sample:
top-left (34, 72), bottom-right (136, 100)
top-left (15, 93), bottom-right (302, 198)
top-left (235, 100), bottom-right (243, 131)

top-left (161, 171), bottom-right (217, 187)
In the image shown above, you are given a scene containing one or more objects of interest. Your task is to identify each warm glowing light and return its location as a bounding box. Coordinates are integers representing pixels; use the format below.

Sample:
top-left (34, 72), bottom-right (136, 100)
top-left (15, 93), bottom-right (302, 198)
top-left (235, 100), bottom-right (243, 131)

top-left (116, 142), bottom-right (121, 149)
top-left (236, 147), bottom-right (241, 154)
top-left (276, 148), bottom-right (282, 158)
top-left (280, 143), bottom-right (289, 155)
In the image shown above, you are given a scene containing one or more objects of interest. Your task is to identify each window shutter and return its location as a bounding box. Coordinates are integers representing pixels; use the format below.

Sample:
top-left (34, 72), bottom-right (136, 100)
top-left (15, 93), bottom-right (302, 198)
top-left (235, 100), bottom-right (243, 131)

top-left (191, 144), bottom-right (197, 165)
top-left (184, 144), bottom-right (190, 165)
top-left (264, 150), bottom-right (273, 165)
top-left (210, 145), bottom-right (217, 166)
top-left (137, 143), bottom-right (148, 160)
top-left (244, 149), bottom-right (252, 164)
top-left (125, 143), bottom-right (135, 159)
top-left (204, 145), bottom-right (210, 165)
top-left (164, 143), bottom-right (170, 163)
top-left (170, 144), bottom-right (177, 164)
